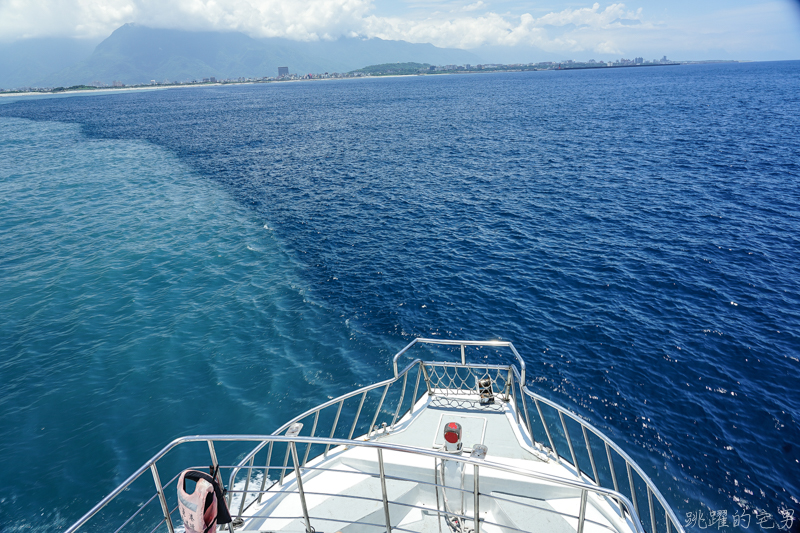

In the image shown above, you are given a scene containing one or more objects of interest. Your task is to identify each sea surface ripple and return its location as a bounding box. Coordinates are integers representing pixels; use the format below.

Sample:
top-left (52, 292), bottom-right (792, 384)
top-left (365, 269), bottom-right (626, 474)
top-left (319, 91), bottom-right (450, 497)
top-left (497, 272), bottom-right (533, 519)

top-left (0, 61), bottom-right (798, 530)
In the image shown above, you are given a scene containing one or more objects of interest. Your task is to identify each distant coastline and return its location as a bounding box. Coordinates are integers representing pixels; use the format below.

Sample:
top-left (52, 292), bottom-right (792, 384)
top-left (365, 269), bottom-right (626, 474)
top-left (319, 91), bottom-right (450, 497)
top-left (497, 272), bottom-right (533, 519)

top-left (0, 59), bottom-right (747, 97)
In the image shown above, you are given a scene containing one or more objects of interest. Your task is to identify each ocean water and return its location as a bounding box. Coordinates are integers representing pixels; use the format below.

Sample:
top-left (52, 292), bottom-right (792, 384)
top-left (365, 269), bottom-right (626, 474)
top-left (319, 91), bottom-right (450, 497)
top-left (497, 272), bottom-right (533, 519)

top-left (0, 61), bottom-right (798, 531)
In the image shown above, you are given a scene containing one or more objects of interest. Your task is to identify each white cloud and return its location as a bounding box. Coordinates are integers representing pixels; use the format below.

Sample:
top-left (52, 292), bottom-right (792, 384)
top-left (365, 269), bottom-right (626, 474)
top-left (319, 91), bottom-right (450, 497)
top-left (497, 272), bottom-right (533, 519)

top-left (461, 1), bottom-right (485, 12)
top-left (0, 0), bottom-right (647, 53)
top-left (361, 3), bottom-right (646, 52)
top-left (535, 2), bottom-right (636, 27)
top-left (0, 0), bottom-right (797, 60)
top-left (0, 0), bottom-right (640, 45)
top-left (0, 0), bottom-right (374, 41)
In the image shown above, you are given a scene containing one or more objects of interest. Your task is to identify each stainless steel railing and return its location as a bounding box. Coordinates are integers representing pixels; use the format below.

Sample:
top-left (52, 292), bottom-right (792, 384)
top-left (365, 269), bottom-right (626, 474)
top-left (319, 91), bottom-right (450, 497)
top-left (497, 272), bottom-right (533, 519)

top-left (67, 434), bottom-right (644, 533)
top-left (224, 355), bottom-right (429, 515)
top-left (392, 337), bottom-right (527, 385)
top-left (65, 338), bottom-right (684, 533)
top-left (391, 338), bottom-right (685, 533)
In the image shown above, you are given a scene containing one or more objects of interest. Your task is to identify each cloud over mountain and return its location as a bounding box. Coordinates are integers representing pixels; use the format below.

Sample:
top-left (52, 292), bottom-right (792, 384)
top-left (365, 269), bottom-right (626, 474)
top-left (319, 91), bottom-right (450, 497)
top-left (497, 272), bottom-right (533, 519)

top-left (0, 1), bottom-right (654, 52)
top-left (0, 24), bottom-right (479, 88)
top-left (361, 3), bottom-right (645, 52)
top-left (1, 0), bottom-right (799, 60)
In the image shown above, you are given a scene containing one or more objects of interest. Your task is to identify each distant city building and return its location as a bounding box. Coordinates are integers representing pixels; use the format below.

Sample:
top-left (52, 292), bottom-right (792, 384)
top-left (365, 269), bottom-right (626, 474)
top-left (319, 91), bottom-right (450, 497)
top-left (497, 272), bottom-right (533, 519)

top-left (21, 54), bottom-right (682, 97)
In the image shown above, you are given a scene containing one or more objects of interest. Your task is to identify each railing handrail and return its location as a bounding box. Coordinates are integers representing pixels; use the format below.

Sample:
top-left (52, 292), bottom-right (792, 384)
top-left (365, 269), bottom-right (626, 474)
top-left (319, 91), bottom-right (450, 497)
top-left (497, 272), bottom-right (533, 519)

top-left (66, 433), bottom-right (643, 533)
top-left (65, 338), bottom-right (681, 533)
top-left (392, 337), bottom-right (527, 384)
top-left (509, 363), bottom-right (684, 533)
top-left (276, 357), bottom-right (422, 436)
top-left (225, 357), bottom-right (426, 499)
top-left (392, 338), bottom-right (681, 533)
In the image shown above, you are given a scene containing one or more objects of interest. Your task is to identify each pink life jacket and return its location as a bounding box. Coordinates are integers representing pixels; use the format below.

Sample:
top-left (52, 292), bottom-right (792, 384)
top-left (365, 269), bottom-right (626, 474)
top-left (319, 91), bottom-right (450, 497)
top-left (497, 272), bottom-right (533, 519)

top-left (177, 470), bottom-right (231, 533)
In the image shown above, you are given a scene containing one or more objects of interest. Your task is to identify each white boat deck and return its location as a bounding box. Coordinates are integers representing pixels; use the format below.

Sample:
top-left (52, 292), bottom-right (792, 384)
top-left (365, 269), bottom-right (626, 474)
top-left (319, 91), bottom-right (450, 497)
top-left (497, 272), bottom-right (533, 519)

top-left (64, 339), bottom-right (680, 533)
top-left (242, 391), bottom-right (637, 533)
top-left (374, 393), bottom-right (547, 461)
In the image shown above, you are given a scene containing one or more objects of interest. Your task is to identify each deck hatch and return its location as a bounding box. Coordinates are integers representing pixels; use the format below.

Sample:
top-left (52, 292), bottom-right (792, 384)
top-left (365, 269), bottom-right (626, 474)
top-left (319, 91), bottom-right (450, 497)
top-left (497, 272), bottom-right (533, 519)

top-left (434, 414), bottom-right (487, 448)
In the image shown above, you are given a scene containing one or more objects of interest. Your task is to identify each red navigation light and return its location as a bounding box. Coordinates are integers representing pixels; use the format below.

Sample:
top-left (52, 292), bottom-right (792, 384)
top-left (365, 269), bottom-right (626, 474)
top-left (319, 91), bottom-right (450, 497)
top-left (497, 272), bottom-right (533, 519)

top-left (443, 422), bottom-right (462, 444)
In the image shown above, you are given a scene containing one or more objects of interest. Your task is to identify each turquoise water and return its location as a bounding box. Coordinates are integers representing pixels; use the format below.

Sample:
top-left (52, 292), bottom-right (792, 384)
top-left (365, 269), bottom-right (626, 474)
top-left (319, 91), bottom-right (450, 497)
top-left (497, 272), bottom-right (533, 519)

top-left (0, 117), bottom-right (391, 528)
top-left (0, 62), bottom-right (799, 530)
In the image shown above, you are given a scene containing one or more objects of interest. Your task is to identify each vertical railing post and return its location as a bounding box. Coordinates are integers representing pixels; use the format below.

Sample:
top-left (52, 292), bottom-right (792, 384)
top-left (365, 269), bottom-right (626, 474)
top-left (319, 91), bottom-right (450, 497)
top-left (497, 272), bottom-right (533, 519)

top-left (207, 441), bottom-right (223, 488)
top-left (460, 344), bottom-right (466, 365)
top-left (606, 443), bottom-right (619, 492)
top-left (606, 443), bottom-right (623, 517)
top-left (648, 487), bottom-right (657, 533)
top-left (473, 465), bottom-right (480, 533)
top-left (150, 464), bottom-right (175, 533)
top-left (421, 364), bottom-right (433, 395)
top-left (302, 411), bottom-right (320, 467)
top-left (411, 363), bottom-right (422, 405)
top-left (577, 489), bottom-right (587, 533)
top-left (582, 427), bottom-right (599, 484)
top-left (290, 442), bottom-right (312, 533)
top-left (238, 455), bottom-right (255, 517)
top-left (378, 449), bottom-right (392, 533)
top-left (207, 440), bottom-right (224, 491)
top-left (368, 384), bottom-right (390, 436)
top-left (666, 511), bottom-right (672, 533)
top-left (509, 372), bottom-right (520, 424)
top-left (509, 344), bottom-right (526, 387)
top-left (209, 439), bottom-right (234, 531)
top-left (347, 391), bottom-right (368, 440)
top-left (520, 386), bottom-right (533, 442)
top-left (434, 458), bottom-right (444, 530)
top-left (627, 462), bottom-right (640, 518)
top-left (279, 444), bottom-right (291, 485)
top-left (324, 400), bottom-right (344, 457)
top-left (535, 398), bottom-right (557, 454)
top-left (559, 412), bottom-right (579, 472)
top-left (257, 440), bottom-right (274, 504)
top-left (391, 372), bottom-right (409, 426)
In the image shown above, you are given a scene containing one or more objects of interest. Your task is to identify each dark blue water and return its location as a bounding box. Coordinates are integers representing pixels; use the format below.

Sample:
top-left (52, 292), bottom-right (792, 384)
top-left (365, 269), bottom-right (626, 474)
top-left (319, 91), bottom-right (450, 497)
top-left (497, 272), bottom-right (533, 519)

top-left (1, 61), bottom-right (798, 531)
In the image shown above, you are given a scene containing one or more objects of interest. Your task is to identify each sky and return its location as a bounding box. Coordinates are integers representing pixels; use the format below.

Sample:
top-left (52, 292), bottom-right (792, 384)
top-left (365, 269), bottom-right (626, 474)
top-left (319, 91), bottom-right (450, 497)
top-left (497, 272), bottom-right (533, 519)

top-left (0, 0), bottom-right (799, 61)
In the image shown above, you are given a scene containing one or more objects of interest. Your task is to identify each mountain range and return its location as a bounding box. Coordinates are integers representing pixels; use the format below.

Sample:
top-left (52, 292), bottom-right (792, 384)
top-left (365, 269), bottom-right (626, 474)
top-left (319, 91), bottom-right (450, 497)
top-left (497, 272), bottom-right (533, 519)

top-left (0, 24), bottom-right (481, 89)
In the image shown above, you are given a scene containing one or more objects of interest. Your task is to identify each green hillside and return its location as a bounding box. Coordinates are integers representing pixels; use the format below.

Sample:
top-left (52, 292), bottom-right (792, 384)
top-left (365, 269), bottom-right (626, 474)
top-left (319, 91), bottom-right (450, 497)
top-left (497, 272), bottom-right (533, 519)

top-left (352, 63), bottom-right (432, 75)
